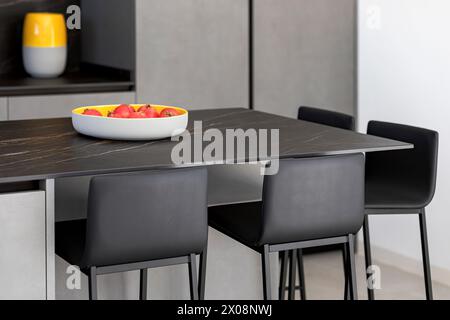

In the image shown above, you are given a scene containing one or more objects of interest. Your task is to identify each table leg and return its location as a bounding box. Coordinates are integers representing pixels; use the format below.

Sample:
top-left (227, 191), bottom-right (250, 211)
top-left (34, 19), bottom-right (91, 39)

top-left (40, 179), bottom-right (55, 300)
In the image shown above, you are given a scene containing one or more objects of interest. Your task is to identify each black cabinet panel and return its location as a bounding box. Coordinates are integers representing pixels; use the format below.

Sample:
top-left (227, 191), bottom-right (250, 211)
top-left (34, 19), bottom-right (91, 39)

top-left (0, 0), bottom-right (81, 76)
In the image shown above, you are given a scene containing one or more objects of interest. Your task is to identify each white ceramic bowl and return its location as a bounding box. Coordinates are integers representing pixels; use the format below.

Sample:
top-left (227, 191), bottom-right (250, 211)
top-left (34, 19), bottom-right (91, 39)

top-left (72, 105), bottom-right (188, 141)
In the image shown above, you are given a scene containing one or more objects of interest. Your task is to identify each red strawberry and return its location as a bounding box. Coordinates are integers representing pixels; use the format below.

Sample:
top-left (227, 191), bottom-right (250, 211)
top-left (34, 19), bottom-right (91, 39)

top-left (108, 112), bottom-right (125, 118)
top-left (82, 109), bottom-right (102, 117)
top-left (160, 108), bottom-right (180, 118)
top-left (112, 104), bottom-right (134, 118)
top-left (129, 111), bottom-right (147, 119)
top-left (138, 105), bottom-right (160, 118)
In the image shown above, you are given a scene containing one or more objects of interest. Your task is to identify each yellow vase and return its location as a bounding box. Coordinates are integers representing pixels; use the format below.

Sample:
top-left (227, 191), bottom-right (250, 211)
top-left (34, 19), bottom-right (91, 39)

top-left (22, 13), bottom-right (67, 78)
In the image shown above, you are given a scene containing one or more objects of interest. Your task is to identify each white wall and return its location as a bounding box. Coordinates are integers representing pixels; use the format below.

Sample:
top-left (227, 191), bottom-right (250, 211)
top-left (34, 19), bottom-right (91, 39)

top-left (358, 0), bottom-right (450, 279)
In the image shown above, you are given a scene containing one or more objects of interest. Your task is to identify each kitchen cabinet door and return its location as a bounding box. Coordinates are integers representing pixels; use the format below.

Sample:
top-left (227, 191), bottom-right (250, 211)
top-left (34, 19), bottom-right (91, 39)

top-left (0, 191), bottom-right (46, 300)
top-left (253, 0), bottom-right (355, 118)
top-left (0, 98), bottom-right (6, 120)
top-left (136, 0), bottom-right (249, 110)
top-left (8, 91), bottom-right (136, 120)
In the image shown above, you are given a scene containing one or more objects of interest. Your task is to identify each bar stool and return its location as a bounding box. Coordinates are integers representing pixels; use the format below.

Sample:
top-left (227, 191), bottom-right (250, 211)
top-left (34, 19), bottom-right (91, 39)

top-left (298, 106), bottom-right (355, 131)
top-left (362, 121), bottom-right (439, 300)
top-left (56, 168), bottom-right (209, 300)
top-left (209, 154), bottom-right (365, 300)
top-left (285, 106), bottom-right (355, 300)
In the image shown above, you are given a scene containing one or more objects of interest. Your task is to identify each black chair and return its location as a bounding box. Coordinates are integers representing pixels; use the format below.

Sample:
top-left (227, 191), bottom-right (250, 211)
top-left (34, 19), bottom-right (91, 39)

top-left (56, 168), bottom-right (209, 300)
top-left (209, 154), bottom-right (365, 300)
top-left (362, 121), bottom-right (439, 300)
top-left (298, 106), bottom-right (355, 131)
top-left (285, 106), bottom-right (355, 299)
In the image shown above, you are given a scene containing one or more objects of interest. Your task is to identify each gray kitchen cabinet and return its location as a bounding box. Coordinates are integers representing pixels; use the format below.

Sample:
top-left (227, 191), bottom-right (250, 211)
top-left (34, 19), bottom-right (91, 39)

top-left (8, 91), bottom-right (136, 120)
top-left (135, 0), bottom-right (249, 110)
top-left (0, 191), bottom-right (46, 300)
top-left (253, 0), bottom-right (356, 118)
top-left (0, 98), bottom-right (6, 120)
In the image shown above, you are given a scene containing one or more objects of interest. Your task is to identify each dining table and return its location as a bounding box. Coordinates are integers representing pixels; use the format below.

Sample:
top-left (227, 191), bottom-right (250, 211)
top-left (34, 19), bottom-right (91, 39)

top-left (0, 108), bottom-right (412, 300)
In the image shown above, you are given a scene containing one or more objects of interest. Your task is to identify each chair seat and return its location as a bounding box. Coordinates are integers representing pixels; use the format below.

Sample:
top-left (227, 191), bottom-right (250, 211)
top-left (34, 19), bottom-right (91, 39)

top-left (365, 180), bottom-right (430, 210)
top-left (55, 219), bottom-right (87, 268)
top-left (208, 202), bottom-right (263, 248)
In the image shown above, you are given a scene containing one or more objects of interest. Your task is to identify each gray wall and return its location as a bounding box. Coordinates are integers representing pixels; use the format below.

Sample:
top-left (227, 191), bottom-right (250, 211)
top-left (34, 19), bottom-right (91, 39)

top-left (253, 0), bottom-right (356, 118)
top-left (136, 0), bottom-right (249, 110)
top-left (135, 0), bottom-right (355, 115)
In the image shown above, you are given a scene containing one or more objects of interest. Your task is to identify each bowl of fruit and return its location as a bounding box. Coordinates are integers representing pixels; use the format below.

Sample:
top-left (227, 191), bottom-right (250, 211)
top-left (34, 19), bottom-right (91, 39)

top-left (72, 104), bottom-right (188, 140)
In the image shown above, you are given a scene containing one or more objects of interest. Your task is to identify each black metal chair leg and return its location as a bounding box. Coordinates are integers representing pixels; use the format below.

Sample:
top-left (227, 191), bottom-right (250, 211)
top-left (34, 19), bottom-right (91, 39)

top-left (296, 249), bottom-right (306, 300)
top-left (288, 250), bottom-right (297, 300)
top-left (140, 269), bottom-right (148, 300)
top-left (347, 234), bottom-right (358, 300)
top-left (419, 209), bottom-right (433, 300)
top-left (88, 266), bottom-right (97, 301)
top-left (278, 251), bottom-right (288, 300)
top-left (262, 245), bottom-right (272, 300)
top-left (188, 253), bottom-right (199, 300)
top-left (342, 244), bottom-right (350, 300)
top-left (199, 247), bottom-right (208, 300)
top-left (363, 215), bottom-right (375, 300)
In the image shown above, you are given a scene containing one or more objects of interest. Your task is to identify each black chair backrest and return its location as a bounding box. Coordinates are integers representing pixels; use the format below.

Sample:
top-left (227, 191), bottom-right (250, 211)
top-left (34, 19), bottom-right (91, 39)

top-left (298, 106), bottom-right (355, 131)
top-left (81, 167), bottom-right (208, 268)
top-left (366, 121), bottom-right (439, 207)
top-left (258, 154), bottom-right (365, 246)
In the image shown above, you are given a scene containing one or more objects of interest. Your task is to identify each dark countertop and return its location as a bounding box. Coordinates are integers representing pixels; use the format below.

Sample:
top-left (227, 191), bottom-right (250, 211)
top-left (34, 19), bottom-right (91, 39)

top-left (0, 108), bottom-right (412, 183)
top-left (0, 65), bottom-right (134, 97)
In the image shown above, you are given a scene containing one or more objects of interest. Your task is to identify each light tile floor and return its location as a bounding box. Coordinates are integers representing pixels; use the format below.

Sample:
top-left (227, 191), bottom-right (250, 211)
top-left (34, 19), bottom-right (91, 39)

top-left (299, 251), bottom-right (450, 300)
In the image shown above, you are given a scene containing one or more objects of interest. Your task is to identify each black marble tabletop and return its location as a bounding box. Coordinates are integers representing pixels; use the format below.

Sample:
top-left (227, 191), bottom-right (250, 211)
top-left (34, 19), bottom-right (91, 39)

top-left (0, 108), bottom-right (412, 183)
